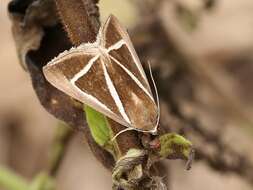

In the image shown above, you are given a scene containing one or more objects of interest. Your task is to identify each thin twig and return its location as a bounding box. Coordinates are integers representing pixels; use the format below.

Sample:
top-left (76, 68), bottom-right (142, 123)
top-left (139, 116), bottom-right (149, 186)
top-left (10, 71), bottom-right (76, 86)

top-left (48, 122), bottom-right (74, 176)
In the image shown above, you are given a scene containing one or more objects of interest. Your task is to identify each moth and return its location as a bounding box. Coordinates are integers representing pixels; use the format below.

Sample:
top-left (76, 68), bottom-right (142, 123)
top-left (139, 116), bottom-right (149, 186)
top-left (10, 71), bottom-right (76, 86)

top-left (43, 15), bottom-right (160, 135)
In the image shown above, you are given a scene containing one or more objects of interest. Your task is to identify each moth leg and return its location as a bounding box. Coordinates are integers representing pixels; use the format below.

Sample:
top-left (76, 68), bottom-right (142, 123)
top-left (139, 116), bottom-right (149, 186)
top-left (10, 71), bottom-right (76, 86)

top-left (111, 127), bottom-right (136, 141)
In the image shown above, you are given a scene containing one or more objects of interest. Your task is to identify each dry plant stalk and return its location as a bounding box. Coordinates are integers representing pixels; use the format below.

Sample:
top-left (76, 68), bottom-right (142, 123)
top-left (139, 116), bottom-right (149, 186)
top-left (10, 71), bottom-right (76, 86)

top-left (7, 0), bottom-right (194, 189)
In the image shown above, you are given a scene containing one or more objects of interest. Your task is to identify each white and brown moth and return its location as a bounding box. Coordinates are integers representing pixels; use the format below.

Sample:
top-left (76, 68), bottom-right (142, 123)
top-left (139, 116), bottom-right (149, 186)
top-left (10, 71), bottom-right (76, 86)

top-left (43, 15), bottom-right (160, 135)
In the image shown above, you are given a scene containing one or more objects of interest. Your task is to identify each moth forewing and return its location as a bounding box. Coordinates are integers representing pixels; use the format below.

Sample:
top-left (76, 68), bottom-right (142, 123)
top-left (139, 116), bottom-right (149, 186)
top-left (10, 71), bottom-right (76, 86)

top-left (101, 15), bottom-right (158, 132)
top-left (101, 15), bottom-right (152, 94)
top-left (43, 48), bottom-right (131, 128)
top-left (105, 56), bottom-right (158, 131)
top-left (43, 14), bottom-right (160, 135)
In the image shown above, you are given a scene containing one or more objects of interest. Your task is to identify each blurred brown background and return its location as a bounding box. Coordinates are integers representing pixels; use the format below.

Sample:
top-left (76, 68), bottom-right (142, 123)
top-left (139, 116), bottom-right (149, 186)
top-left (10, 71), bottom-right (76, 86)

top-left (1, 0), bottom-right (253, 189)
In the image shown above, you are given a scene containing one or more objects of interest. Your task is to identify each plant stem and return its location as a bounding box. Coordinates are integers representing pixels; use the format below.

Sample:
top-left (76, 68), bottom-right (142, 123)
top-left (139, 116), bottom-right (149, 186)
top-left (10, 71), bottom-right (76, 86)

top-left (54, 0), bottom-right (99, 45)
top-left (0, 167), bottom-right (29, 190)
top-left (48, 122), bottom-right (74, 176)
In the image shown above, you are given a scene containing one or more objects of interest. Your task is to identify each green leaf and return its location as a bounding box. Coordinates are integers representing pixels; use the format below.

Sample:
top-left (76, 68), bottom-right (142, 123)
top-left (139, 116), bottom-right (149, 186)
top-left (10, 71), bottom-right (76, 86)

top-left (159, 133), bottom-right (192, 159)
top-left (84, 105), bottom-right (112, 147)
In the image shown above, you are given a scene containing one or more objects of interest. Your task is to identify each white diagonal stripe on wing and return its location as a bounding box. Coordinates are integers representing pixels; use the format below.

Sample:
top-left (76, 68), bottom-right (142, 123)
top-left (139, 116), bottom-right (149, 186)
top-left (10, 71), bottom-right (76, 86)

top-left (101, 58), bottom-right (131, 124)
top-left (124, 43), bottom-right (148, 83)
top-left (106, 40), bottom-right (149, 88)
top-left (72, 84), bottom-right (114, 114)
top-left (70, 55), bottom-right (100, 84)
top-left (106, 39), bottom-right (125, 52)
top-left (109, 55), bottom-right (154, 101)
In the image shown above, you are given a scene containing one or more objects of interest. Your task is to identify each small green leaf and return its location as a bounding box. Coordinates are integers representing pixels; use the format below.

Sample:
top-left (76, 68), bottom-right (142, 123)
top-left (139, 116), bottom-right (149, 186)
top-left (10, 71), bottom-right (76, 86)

top-left (84, 105), bottom-right (112, 147)
top-left (159, 133), bottom-right (192, 159)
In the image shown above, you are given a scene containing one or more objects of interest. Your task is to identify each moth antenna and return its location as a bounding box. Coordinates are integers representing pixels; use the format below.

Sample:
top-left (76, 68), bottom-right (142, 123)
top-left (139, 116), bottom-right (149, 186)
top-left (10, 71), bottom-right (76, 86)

top-left (111, 127), bottom-right (135, 141)
top-left (148, 61), bottom-right (160, 131)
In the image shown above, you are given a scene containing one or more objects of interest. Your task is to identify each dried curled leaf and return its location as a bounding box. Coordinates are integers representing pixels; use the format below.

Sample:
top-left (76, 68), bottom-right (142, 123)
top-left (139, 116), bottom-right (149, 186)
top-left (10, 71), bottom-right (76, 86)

top-left (9, 0), bottom-right (57, 70)
top-left (112, 149), bottom-right (146, 189)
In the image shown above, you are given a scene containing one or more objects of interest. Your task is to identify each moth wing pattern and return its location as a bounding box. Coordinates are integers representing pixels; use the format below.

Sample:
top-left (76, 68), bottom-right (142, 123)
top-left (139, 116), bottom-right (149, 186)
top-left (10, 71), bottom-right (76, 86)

top-left (99, 15), bottom-right (159, 131)
top-left (43, 47), bottom-right (131, 127)
top-left (101, 15), bottom-right (153, 96)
